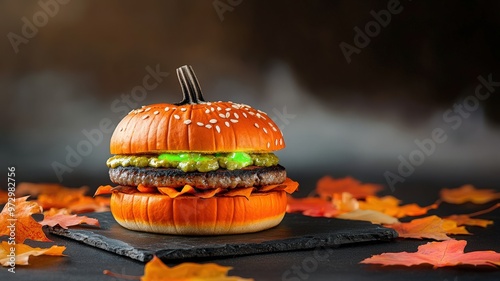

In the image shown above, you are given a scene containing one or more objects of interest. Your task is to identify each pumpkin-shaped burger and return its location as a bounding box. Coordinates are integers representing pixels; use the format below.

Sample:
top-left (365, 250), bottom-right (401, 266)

top-left (95, 65), bottom-right (298, 235)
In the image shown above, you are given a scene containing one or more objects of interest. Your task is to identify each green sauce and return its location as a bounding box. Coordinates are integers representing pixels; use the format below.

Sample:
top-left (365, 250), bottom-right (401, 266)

top-left (106, 152), bottom-right (279, 172)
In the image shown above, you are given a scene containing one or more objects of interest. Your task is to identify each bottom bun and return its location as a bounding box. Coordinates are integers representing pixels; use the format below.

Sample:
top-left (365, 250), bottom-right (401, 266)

top-left (110, 191), bottom-right (287, 235)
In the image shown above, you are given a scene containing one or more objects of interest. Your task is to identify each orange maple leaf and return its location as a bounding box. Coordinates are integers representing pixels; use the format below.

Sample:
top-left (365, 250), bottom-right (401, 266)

top-left (66, 196), bottom-right (110, 214)
top-left (0, 196), bottom-right (50, 243)
top-left (104, 256), bottom-right (253, 281)
top-left (361, 239), bottom-right (500, 268)
top-left (445, 203), bottom-right (499, 228)
top-left (0, 190), bottom-right (8, 204)
top-left (359, 195), bottom-right (439, 218)
top-left (36, 186), bottom-right (88, 210)
top-left (316, 176), bottom-right (383, 199)
top-left (18, 183), bottom-right (110, 213)
top-left (337, 209), bottom-right (399, 224)
top-left (440, 185), bottom-right (500, 204)
top-left (385, 215), bottom-right (470, 240)
top-left (0, 241), bottom-right (65, 267)
top-left (39, 210), bottom-right (100, 229)
top-left (286, 196), bottom-right (339, 218)
top-left (16, 182), bottom-right (77, 197)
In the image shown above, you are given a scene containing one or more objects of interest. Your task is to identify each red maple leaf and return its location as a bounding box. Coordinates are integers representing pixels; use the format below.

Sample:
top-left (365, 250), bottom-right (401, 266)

top-left (361, 239), bottom-right (500, 268)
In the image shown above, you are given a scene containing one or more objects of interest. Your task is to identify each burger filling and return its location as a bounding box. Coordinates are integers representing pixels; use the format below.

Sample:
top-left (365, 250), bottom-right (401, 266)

top-left (105, 152), bottom-right (293, 198)
top-left (106, 152), bottom-right (279, 172)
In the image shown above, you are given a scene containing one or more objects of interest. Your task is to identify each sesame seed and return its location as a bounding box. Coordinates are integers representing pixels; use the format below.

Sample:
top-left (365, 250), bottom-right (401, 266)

top-left (137, 109), bottom-right (144, 113)
top-left (215, 125), bottom-right (221, 133)
top-left (272, 126), bottom-right (278, 132)
top-left (231, 104), bottom-right (240, 109)
top-left (153, 110), bottom-right (160, 115)
top-left (205, 109), bottom-right (210, 114)
top-left (267, 142), bottom-right (270, 148)
top-left (217, 107), bottom-right (222, 111)
top-left (141, 105), bottom-right (146, 108)
top-left (209, 119), bottom-right (217, 124)
top-left (207, 102), bottom-right (212, 105)
top-left (254, 123), bottom-right (260, 128)
top-left (225, 108), bottom-right (231, 111)
top-left (164, 107), bottom-right (170, 111)
top-left (242, 112), bottom-right (248, 118)
top-left (180, 108), bottom-right (187, 112)
top-left (219, 113), bottom-right (226, 118)
top-left (184, 120), bottom-right (192, 125)
top-left (205, 124), bottom-right (212, 129)
top-left (225, 121), bottom-right (230, 127)
top-left (174, 114), bottom-right (180, 120)
top-left (275, 139), bottom-right (278, 146)
top-left (226, 112), bottom-right (230, 118)
top-left (129, 110), bottom-right (134, 114)
top-left (145, 108), bottom-right (151, 112)
top-left (197, 122), bottom-right (204, 126)
top-left (256, 113), bottom-right (261, 118)
top-left (263, 128), bottom-right (268, 134)
top-left (234, 113), bottom-right (239, 119)
top-left (210, 107), bottom-right (215, 112)
top-left (142, 115), bottom-right (149, 120)
top-left (244, 107), bottom-right (250, 110)
top-left (230, 119), bottom-right (238, 123)
top-left (279, 138), bottom-right (283, 145)
top-left (248, 111), bottom-right (255, 115)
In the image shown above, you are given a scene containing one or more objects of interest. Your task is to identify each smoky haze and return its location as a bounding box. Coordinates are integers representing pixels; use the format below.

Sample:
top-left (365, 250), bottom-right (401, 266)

top-left (1, 1), bottom-right (499, 192)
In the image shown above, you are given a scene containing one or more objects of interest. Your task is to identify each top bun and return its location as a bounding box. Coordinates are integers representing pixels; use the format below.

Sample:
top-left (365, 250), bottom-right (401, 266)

top-left (110, 66), bottom-right (285, 154)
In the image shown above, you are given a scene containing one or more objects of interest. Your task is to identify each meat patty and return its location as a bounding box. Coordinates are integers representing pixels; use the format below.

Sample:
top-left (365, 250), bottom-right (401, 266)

top-left (109, 165), bottom-right (287, 189)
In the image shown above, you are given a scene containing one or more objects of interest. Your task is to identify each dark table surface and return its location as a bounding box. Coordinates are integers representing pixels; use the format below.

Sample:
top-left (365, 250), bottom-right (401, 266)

top-left (2, 175), bottom-right (500, 281)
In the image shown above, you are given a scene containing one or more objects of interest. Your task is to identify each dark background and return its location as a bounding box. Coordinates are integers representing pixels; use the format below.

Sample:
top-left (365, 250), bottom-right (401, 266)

top-left (1, 0), bottom-right (500, 193)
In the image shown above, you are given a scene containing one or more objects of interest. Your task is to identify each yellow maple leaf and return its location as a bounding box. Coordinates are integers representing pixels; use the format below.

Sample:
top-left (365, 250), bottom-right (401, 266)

top-left (359, 195), bottom-right (438, 218)
top-left (385, 215), bottom-right (470, 240)
top-left (0, 241), bottom-right (66, 266)
top-left (440, 185), bottom-right (500, 204)
top-left (105, 256), bottom-right (253, 281)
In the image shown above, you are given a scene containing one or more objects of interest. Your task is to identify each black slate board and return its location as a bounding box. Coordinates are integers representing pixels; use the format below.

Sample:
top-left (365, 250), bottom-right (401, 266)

top-left (48, 212), bottom-right (397, 263)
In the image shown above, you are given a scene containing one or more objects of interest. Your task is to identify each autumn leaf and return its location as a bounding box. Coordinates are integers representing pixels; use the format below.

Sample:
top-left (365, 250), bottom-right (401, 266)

top-left (16, 182), bottom-right (88, 197)
top-left (337, 209), bottom-right (399, 224)
top-left (440, 184), bottom-right (500, 204)
top-left (385, 215), bottom-right (470, 241)
top-left (445, 203), bottom-right (499, 228)
top-left (104, 256), bottom-right (253, 281)
top-left (66, 196), bottom-right (110, 214)
top-left (0, 241), bottom-right (65, 266)
top-left (361, 239), bottom-right (500, 268)
top-left (0, 196), bottom-right (50, 243)
top-left (17, 182), bottom-right (109, 213)
top-left (316, 176), bottom-right (383, 199)
top-left (36, 186), bottom-right (88, 210)
top-left (359, 195), bottom-right (439, 218)
top-left (286, 196), bottom-right (339, 218)
top-left (286, 192), bottom-right (359, 218)
top-left (39, 210), bottom-right (100, 229)
top-left (0, 190), bottom-right (8, 204)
